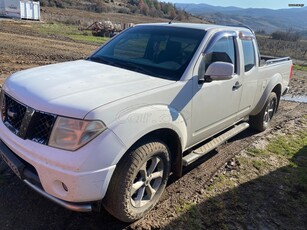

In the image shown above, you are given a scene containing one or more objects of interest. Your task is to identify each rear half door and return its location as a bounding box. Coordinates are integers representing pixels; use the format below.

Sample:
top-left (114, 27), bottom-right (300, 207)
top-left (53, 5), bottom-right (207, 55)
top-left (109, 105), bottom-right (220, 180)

top-left (237, 31), bottom-right (259, 119)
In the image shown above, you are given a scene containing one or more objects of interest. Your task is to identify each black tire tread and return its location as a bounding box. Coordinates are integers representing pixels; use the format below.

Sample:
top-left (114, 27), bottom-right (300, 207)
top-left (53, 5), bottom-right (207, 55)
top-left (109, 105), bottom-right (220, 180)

top-left (103, 141), bottom-right (170, 222)
top-left (249, 92), bottom-right (277, 132)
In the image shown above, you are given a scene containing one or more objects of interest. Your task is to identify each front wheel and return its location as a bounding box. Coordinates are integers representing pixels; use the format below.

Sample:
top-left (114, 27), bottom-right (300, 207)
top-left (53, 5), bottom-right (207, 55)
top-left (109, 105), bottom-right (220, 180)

top-left (103, 140), bottom-right (170, 222)
top-left (249, 92), bottom-right (278, 132)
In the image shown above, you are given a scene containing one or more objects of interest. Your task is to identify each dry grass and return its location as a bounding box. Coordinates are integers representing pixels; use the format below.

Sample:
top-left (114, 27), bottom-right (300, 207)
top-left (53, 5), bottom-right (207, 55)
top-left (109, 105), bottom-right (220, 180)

top-left (40, 7), bottom-right (205, 27)
top-left (257, 36), bottom-right (307, 62)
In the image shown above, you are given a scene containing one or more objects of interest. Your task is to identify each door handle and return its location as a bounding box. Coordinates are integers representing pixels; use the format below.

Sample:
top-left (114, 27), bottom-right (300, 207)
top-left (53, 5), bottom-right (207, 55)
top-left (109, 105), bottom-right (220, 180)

top-left (232, 81), bottom-right (242, 91)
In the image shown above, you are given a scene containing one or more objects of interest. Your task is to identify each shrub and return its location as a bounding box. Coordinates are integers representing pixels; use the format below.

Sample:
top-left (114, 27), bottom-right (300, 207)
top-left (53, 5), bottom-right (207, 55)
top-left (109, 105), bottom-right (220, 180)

top-left (271, 29), bottom-right (301, 42)
top-left (118, 7), bottom-right (130, 14)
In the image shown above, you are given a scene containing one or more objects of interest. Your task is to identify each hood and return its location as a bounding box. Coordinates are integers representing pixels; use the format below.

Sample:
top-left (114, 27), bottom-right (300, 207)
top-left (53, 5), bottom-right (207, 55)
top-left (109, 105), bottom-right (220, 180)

top-left (3, 60), bottom-right (174, 118)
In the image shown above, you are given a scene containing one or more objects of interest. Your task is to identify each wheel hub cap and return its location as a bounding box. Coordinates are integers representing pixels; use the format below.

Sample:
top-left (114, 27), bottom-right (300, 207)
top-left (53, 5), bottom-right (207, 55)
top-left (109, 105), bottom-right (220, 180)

top-left (130, 156), bottom-right (164, 208)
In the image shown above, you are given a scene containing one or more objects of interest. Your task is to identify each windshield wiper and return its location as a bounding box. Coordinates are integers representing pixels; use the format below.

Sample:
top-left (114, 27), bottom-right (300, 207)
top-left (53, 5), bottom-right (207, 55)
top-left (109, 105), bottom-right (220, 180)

top-left (119, 61), bottom-right (157, 77)
top-left (89, 57), bottom-right (168, 79)
top-left (89, 56), bottom-right (118, 66)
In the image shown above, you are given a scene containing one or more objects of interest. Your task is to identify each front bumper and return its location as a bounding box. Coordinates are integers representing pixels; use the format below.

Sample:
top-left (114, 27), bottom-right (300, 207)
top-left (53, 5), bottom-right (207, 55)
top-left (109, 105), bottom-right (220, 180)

top-left (0, 140), bottom-right (92, 211)
top-left (24, 180), bottom-right (93, 212)
top-left (0, 139), bottom-right (97, 212)
top-left (0, 116), bottom-right (125, 208)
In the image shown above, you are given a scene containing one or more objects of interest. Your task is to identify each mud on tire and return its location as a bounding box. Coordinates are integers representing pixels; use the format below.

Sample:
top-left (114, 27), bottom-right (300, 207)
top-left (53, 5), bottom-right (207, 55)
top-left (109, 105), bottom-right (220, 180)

top-left (103, 140), bottom-right (171, 222)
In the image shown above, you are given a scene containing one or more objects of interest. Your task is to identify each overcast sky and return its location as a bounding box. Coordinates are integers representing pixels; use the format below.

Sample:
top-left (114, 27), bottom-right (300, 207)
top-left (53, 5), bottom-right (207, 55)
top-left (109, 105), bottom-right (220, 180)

top-left (166, 0), bottom-right (306, 9)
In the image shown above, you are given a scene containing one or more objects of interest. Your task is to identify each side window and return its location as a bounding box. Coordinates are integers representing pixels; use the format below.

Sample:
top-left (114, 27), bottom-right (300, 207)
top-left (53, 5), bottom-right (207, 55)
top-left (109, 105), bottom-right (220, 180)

top-left (242, 40), bottom-right (256, 72)
top-left (205, 36), bottom-right (237, 73)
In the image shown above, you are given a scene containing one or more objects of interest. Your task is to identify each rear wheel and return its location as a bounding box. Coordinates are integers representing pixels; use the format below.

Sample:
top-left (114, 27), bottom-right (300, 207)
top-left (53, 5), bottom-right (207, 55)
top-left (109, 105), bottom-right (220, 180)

top-left (103, 140), bottom-right (170, 222)
top-left (249, 92), bottom-right (278, 131)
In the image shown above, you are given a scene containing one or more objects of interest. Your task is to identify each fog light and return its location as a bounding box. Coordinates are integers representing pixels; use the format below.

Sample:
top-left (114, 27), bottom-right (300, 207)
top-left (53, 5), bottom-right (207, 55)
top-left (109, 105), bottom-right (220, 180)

top-left (62, 182), bottom-right (68, 192)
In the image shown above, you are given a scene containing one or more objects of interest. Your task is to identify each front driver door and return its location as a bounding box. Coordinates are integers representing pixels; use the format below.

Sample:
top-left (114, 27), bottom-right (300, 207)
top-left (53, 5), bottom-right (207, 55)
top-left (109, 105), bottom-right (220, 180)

top-left (190, 33), bottom-right (243, 145)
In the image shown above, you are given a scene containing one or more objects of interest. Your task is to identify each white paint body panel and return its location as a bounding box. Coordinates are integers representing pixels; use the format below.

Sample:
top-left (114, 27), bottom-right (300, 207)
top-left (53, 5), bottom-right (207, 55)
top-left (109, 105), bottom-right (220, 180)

top-left (4, 60), bottom-right (174, 119)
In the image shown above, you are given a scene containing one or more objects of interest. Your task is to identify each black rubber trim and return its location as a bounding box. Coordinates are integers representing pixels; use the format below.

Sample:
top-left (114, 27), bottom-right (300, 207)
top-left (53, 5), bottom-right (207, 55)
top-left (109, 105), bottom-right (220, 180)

top-left (0, 140), bottom-right (42, 187)
top-left (23, 168), bottom-right (42, 187)
top-left (0, 140), bottom-right (25, 179)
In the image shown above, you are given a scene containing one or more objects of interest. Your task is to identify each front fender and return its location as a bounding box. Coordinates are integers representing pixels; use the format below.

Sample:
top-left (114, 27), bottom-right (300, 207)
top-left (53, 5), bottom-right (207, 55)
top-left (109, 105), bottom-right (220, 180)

top-left (250, 73), bottom-right (282, 116)
top-left (107, 104), bottom-right (188, 164)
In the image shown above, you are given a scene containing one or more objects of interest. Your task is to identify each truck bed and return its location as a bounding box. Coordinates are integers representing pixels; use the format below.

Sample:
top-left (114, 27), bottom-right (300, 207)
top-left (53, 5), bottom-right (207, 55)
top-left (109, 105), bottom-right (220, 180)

top-left (260, 55), bottom-right (291, 67)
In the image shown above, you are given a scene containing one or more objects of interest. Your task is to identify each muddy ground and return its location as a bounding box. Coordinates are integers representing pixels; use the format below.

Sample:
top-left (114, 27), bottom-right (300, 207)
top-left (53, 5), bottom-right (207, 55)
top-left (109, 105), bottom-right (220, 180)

top-left (0, 19), bottom-right (306, 229)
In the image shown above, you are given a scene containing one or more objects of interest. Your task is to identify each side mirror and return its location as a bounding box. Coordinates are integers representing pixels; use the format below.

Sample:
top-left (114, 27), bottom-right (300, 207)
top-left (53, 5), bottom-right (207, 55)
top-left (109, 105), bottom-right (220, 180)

top-left (198, 60), bottom-right (234, 83)
top-left (205, 62), bottom-right (234, 81)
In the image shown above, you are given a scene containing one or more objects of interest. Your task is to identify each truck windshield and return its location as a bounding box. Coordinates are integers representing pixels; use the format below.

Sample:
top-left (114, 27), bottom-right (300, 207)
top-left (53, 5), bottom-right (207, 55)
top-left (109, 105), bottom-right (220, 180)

top-left (89, 25), bottom-right (206, 81)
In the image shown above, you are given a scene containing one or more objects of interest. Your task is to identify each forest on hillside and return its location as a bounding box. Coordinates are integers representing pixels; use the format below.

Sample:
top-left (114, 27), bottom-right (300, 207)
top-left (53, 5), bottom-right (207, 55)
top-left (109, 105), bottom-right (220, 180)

top-left (39, 0), bottom-right (190, 20)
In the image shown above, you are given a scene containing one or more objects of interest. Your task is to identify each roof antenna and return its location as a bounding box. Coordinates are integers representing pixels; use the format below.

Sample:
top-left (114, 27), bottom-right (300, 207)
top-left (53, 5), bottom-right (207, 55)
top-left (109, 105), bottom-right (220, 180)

top-left (169, 4), bottom-right (189, 24)
top-left (169, 15), bottom-right (178, 24)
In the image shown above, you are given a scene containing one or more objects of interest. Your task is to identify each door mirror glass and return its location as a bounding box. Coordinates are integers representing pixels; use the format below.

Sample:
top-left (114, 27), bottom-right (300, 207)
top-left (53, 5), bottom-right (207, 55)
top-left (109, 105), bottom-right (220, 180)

top-left (205, 62), bottom-right (234, 81)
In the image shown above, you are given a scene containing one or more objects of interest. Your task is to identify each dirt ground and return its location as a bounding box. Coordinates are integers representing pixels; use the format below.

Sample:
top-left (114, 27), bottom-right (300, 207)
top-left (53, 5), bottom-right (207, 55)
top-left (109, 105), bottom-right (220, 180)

top-left (0, 19), bottom-right (306, 229)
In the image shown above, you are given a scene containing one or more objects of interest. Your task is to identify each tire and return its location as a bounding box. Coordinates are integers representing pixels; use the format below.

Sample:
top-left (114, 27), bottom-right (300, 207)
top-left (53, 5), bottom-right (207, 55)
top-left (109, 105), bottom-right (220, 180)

top-left (103, 140), bottom-right (171, 222)
top-left (249, 92), bottom-right (278, 132)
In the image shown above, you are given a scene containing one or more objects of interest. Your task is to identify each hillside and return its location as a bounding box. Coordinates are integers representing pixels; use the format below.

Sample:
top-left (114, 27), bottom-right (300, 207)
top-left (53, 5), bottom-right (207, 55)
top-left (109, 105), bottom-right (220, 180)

top-left (39, 0), bottom-right (191, 21)
top-left (176, 3), bottom-right (307, 34)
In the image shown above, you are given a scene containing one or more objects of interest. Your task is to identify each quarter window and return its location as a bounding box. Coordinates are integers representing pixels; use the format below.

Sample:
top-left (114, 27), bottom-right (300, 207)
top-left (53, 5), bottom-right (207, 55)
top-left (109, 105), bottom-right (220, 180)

top-left (242, 40), bottom-right (256, 72)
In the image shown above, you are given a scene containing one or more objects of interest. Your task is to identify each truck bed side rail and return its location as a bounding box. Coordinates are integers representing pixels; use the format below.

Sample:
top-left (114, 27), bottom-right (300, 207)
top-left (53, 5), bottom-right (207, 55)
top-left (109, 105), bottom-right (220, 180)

top-left (260, 56), bottom-right (291, 66)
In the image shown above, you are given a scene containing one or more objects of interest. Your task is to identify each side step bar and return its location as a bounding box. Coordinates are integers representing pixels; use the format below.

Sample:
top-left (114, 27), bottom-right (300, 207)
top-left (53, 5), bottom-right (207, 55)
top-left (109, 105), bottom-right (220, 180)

top-left (182, 122), bottom-right (250, 166)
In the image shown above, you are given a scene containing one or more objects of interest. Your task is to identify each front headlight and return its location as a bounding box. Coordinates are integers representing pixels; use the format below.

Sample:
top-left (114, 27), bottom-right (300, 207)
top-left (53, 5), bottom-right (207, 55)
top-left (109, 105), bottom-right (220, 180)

top-left (48, 117), bottom-right (106, 151)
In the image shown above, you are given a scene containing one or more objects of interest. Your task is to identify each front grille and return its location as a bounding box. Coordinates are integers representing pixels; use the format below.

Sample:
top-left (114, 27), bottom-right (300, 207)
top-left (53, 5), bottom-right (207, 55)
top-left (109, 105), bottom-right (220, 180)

top-left (28, 112), bottom-right (56, 145)
top-left (1, 93), bottom-right (56, 145)
top-left (2, 94), bottom-right (27, 133)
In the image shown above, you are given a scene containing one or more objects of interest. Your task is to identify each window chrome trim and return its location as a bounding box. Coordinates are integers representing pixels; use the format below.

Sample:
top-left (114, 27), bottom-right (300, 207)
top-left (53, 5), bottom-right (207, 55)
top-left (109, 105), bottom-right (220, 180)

top-left (203, 31), bottom-right (237, 54)
top-left (239, 31), bottom-right (255, 40)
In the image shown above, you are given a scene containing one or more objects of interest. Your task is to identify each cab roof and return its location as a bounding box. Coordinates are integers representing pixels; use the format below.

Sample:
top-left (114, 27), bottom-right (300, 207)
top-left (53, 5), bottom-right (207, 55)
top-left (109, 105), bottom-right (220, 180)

top-left (135, 22), bottom-right (253, 34)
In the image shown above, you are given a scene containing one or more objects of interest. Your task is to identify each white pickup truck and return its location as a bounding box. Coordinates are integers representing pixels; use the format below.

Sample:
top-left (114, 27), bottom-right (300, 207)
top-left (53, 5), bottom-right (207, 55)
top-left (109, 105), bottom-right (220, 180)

top-left (0, 23), bottom-right (292, 222)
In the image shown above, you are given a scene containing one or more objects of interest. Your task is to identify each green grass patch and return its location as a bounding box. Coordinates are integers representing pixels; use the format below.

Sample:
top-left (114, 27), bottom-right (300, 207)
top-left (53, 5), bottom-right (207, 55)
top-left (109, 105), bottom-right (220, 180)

top-left (36, 22), bottom-right (76, 36)
top-left (292, 145), bottom-right (307, 186)
top-left (266, 129), bottom-right (307, 195)
top-left (171, 127), bottom-right (307, 229)
top-left (207, 174), bottom-right (237, 193)
top-left (66, 34), bottom-right (109, 44)
top-left (267, 130), bottom-right (307, 158)
top-left (176, 201), bottom-right (197, 214)
top-left (175, 201), bottom-right (203, 229)
top-left (293, 64), bottom-right (307, 71)
top-left (34, 22), bottom-right (109, 44)
top-left (252, 159), bottom-right (265, 170)
top-left (246, 147), bottom-right (267, 157)
top-left (288, 161), bottom-right (298, 168)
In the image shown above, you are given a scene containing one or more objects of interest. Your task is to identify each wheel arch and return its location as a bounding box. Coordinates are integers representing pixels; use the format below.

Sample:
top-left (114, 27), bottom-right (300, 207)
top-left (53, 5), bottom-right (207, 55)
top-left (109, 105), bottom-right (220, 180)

top-left (106, 104), bottom-right (188, 177)
top-left (250, 74), bottom-right (282, 116)
top-left (121, 128), bottom-right (183, 179)
top-left (271, 83), bottom-right (282, 112)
